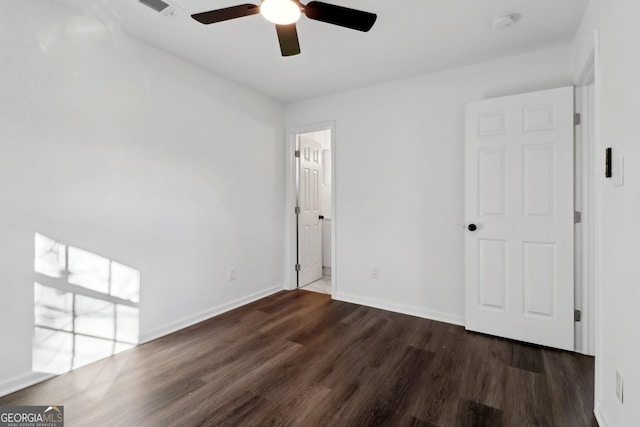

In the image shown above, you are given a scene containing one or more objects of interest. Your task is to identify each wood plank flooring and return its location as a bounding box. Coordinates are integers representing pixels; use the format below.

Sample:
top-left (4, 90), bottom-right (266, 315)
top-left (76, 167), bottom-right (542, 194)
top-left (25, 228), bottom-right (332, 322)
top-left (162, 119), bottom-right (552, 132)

top-left (0, 290), bottom-right (596, 426)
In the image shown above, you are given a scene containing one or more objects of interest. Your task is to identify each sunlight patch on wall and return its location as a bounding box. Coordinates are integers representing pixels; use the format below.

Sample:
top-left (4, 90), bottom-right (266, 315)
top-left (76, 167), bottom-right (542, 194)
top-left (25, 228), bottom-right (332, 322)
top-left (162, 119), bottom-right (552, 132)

top-left (33, 233), bottom-right (140, 375)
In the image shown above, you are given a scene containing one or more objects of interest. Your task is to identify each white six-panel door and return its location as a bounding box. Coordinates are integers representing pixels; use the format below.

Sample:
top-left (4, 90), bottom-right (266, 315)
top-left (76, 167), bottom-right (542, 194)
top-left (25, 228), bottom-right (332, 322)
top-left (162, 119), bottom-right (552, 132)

top-left (298, 136), bottom-right (323, 286)
top-left (465, 86), bottom-right (574, 351)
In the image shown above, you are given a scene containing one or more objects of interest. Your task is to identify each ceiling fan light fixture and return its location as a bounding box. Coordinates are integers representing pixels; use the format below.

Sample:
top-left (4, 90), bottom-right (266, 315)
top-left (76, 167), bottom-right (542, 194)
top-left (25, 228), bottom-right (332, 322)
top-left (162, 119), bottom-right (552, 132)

top-left (260, 0), bottom-right (301, 25)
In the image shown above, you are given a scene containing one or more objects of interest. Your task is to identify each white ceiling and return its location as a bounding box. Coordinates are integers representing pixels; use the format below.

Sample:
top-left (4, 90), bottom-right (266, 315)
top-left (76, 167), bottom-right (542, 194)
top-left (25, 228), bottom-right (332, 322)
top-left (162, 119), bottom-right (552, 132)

top-left (54, 0), bottom-right (589, 103)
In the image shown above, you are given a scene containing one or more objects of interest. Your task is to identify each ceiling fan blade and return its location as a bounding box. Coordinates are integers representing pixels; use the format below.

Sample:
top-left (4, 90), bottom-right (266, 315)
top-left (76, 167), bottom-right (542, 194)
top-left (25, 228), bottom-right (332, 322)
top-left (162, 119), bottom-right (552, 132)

top-left (276, 24), bottom-right (301, 56)
top-left (303, 1), bottom-right (376, 32)
top-left (192, 4), bottom-right (259, 24)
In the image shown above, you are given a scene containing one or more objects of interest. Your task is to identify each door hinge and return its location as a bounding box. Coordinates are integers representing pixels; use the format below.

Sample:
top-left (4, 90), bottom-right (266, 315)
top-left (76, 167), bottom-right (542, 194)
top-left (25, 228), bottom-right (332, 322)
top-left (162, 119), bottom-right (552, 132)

top-left (294, 206), bottom-right (301, 215)
top-left (574, 309), bottom-right (582, 322)
top-left (574, 211), bottom-right (582, 224)
top-left (294, 150), bottom-right (300, 158)
top-left (295, 264), bottom-right (301, 272)
top-left (575, 113), bottom-right (581, 126)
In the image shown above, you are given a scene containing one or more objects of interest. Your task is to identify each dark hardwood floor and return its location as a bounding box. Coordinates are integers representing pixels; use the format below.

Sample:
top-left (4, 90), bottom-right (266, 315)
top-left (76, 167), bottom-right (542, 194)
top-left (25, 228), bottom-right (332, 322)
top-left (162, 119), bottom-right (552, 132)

top-left (1, 290), bottom-right (596, 426)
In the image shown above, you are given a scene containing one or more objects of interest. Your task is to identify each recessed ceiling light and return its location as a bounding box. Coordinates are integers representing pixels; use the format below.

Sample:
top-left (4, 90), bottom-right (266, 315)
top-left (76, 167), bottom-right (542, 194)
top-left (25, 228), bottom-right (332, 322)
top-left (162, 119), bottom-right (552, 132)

top-left (491, 14), bottom-right (520, 30)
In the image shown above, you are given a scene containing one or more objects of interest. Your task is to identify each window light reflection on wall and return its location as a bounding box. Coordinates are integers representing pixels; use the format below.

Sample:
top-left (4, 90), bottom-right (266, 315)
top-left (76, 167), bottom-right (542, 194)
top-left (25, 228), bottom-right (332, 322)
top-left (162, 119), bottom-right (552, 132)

top-left (33, 233), bottom-right (140, 374)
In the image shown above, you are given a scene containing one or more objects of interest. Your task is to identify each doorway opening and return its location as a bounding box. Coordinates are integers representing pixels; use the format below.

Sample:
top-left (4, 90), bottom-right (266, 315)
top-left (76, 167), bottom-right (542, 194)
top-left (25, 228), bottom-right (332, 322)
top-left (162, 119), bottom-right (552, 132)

top-left (285, 122), bottom-right (335, 297)
top-left (296, 129), bottom-right (332, 294)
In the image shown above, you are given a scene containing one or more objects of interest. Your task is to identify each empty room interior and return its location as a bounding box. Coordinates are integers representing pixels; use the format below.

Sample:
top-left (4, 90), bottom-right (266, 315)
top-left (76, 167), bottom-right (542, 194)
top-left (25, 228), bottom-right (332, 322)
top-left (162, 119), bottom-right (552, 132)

top-left (1, 0), bottom-right (638, 425)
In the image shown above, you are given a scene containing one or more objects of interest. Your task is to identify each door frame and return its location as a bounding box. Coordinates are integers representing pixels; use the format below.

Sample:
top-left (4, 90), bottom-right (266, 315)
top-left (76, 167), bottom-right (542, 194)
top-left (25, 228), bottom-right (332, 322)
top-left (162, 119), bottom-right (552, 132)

top-left (284, 121), bottom-right (336, 297)
top-left (575, 48), bottom-right (598, 357)
top-left (575, 31), bottom-right (603, 419)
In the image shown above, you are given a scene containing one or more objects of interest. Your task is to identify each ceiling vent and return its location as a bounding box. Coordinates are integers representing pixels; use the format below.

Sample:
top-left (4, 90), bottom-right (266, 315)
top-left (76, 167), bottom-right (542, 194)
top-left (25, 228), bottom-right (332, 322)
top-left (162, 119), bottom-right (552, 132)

top-left (139, 0), bottom-right (179, 17)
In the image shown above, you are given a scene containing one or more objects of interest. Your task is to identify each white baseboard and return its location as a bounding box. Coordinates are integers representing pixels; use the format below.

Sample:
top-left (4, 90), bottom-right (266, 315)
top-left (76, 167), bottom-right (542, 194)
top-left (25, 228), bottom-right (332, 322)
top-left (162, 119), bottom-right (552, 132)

top-left (0, 285), bottom-right (283, 398)
top-left (322, 267), bottom-right (332, 277)
top-left (1, 286), bottom-right (283, 397)
top-left (335, 292), bottom-right (465, 327)
top-left (0, 372), bottom-right (55, 398)
top-left (140, 285), bottom-right (284, 343)
top-left (594, 404), bottom-right (608, 427)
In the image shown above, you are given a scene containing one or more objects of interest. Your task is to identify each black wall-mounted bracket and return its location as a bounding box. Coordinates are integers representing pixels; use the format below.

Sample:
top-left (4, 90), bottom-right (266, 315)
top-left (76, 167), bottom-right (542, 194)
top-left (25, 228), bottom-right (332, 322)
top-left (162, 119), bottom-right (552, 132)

top-left (605, 147), bottom-right (612, 178)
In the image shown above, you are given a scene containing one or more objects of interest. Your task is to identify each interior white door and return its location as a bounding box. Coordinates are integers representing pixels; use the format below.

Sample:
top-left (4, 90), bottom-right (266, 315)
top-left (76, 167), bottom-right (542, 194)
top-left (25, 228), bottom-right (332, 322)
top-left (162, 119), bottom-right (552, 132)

top-left (298, 135), bottom-right (323, 286)
top-left (465, 86), bottom-right (574, 351)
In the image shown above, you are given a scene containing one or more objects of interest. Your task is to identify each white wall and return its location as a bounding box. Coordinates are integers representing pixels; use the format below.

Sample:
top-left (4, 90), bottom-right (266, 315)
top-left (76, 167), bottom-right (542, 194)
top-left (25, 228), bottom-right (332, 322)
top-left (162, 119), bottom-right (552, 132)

top-left (0, 0), bottom-right (284, 394)
top-left (285, 45), bottom-right (574, 324)
top-left (573, 2), bottom-right (640, 425)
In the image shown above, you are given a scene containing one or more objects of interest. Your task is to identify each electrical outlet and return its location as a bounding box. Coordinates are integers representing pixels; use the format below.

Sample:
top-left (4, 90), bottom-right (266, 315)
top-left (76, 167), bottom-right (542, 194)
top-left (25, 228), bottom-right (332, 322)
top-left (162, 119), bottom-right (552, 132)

top-left (227, 268), bottom-right (236, 282)
top-left (616, 370), bottom-right (624, 403)
top-left (371, 267), bottom-right (380, 280)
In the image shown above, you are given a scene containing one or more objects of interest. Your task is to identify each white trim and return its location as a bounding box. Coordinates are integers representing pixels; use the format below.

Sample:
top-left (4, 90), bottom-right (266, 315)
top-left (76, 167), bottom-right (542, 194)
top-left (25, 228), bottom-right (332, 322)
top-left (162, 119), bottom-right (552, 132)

top-left (139, 285), bottom-right (283, 343)
top-left (0, 372), bottom-right (55, 398)
top-left (577, 49), bottom-right (596, 87)
top-left (592, 29), bottom-right (604, 413)
top-left (594, 403), bottom-right (608, 427)
top-left (574, 48), bottom-right (597, 356)
top-left (284, 121), bottom-right (337, 298)
top-left (284, 128), bottom-right (297, 291)
top-left (336, 292), bottom-right (465, 327)
top-left (573, 84), bottom-right (584, 353)
top-left (1, 286), bottom-right (283, 397)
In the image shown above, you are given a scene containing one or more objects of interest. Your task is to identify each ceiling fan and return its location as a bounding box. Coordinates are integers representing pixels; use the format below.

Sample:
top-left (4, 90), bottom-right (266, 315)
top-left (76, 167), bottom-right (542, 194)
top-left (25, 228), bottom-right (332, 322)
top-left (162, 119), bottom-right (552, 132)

top-left (191, 0), bottom-right (377, 56)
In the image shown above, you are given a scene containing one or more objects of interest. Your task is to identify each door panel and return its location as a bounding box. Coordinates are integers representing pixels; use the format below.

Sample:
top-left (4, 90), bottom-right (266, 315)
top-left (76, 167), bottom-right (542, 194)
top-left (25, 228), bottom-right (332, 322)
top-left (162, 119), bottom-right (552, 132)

top-left (523, 104), bottom-right (555, 132)
top-left (298, 136), bottom-right (323, 286)
top-left (465, 86), bottom-right (574, 351)
top-left (478, 148), bottom-right (506, 216)
top-left (478, 111), bottom-right (507, 136)
top-left (478, 239), bottom-right (507, 310)
top-left (523, 242), bottom-right (555, 317)
top-left (523, 144), bottom-right (555, 217)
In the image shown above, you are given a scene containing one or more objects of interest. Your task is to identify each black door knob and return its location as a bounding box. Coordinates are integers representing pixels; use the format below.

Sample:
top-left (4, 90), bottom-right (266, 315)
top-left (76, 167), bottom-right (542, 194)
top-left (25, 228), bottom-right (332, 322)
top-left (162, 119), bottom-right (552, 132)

top-left (468, 224), bottom-right (477, 231)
